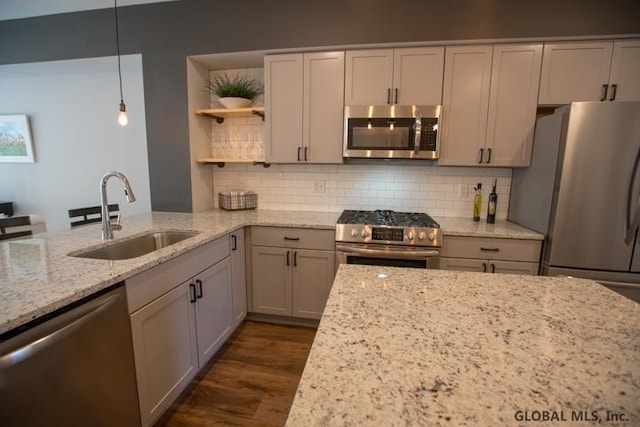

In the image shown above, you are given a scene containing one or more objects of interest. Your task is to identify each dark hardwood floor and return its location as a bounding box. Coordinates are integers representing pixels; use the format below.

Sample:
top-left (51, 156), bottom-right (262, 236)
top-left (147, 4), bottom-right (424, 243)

top-left (156, 321), bottom-right (317, 427)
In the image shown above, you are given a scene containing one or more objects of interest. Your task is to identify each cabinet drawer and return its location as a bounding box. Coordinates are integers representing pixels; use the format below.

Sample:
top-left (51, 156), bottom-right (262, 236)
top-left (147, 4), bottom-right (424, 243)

top-left (440, 236), bottom-right (541, 262)
top-left (126, 236), bottom-right (230, 314)
top-left (251, 226), bottom-right (334, 251)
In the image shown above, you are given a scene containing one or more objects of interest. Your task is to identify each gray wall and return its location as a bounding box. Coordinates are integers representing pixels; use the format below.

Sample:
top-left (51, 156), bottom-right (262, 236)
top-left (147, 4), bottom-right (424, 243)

top-left (2, 0), bottom-right (639, 211)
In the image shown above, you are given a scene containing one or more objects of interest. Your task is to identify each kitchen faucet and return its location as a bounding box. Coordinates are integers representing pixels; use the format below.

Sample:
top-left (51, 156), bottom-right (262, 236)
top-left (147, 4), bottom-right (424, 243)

top-left (100, 171), bottom-right (136, 240)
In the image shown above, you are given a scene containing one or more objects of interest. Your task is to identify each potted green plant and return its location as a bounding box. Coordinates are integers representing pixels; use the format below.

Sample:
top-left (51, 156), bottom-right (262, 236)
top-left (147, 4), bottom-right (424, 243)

top-left (204, 73), bottom-right (263, 108)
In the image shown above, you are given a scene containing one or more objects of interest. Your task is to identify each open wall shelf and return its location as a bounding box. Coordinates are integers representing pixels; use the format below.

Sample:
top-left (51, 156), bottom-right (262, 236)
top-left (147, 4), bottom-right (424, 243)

top-left (195, 107), bottom-right (265, 123)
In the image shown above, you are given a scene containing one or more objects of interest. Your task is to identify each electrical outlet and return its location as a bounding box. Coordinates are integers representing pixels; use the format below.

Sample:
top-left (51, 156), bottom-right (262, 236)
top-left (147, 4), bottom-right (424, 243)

top-left (457, 183), bottom-right (469, 198)
top-left (313, 181), bottom-right (326, 193)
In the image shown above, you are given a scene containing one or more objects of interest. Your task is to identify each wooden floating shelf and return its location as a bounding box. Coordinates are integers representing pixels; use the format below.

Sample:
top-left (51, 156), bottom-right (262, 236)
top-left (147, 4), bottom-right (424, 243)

top-left (195, 107), bottom-right (265, 123)
top-left (196, 158), bottom-right (270, 168)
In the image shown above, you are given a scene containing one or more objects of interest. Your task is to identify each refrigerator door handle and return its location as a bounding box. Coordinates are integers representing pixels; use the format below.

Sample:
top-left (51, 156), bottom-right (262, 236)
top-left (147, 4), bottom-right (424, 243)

top-left (625, 145), bottom-right (640, 245)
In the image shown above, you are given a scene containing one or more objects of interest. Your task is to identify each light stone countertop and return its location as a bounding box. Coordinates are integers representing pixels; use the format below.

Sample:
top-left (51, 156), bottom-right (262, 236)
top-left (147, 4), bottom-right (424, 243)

top-left (0, 209), bottom-right (540, 335)
top-left (435, 216), bottom-right (544, 240)
top-left (286, 265), bottom-right (640, 426)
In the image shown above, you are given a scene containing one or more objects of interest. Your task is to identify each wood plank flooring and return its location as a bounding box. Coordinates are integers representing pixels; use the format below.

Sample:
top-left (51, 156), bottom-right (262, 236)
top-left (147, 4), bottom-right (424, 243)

top-left (155, 321), bottom-right (317, 427)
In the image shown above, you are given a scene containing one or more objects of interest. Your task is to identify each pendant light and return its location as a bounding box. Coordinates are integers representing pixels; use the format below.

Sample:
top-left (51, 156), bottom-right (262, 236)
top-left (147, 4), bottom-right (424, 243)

top-left (114, 0), bottom-right (128, 126)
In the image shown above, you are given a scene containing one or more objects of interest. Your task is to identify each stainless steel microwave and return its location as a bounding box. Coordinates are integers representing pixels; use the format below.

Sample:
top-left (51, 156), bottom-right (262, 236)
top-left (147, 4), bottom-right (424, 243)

top-left (343, 105), bottom-right (441, 159)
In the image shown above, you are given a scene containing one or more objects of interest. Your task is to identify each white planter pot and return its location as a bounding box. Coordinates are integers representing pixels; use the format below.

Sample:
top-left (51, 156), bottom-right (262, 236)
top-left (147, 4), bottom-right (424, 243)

top-left (218, 97), bottom-right (252, 108)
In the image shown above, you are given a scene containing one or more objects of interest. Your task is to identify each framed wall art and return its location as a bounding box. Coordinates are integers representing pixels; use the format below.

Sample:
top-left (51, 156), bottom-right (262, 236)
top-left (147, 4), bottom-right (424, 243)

top-left (0, 115), bottom-right (35, 163)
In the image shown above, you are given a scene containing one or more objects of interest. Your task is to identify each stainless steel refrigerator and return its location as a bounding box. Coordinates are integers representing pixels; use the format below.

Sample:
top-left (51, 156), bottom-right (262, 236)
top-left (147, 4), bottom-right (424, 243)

top-left (509, 101), bottom-right (640, 303)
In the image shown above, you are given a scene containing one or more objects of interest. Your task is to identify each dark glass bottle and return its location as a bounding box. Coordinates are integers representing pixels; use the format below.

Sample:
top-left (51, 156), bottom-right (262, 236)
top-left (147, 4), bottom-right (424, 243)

top-left (487, 178), bottom-right (497, 224)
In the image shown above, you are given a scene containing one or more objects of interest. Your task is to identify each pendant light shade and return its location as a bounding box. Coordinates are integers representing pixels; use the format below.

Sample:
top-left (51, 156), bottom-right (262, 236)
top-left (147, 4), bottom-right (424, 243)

top-left (114, 0), bottom-right (127, 126)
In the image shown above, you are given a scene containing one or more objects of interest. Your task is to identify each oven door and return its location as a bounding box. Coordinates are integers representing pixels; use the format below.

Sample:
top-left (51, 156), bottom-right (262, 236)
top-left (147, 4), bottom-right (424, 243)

top-left (336, 243), bottom-right (440, 269)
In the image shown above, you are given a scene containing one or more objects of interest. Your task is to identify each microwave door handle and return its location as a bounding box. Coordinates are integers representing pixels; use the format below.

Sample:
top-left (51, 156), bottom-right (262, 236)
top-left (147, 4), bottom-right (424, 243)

top-left (414, 117), bottom-right (422, 155)
top-left (625, 145), bottom-right (640, 245)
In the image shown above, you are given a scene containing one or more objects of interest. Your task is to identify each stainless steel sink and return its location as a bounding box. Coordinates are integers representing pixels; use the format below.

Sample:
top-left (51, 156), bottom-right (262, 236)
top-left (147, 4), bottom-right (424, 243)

top-left (71, 231), bottom-right (200, 260)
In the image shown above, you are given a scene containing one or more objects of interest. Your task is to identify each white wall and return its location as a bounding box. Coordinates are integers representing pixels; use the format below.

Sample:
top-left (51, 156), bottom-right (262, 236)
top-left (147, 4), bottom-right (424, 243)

top-left (0, 55), bottom-right (151, 231)
top-left (213, 163), bottom-right (512, 220)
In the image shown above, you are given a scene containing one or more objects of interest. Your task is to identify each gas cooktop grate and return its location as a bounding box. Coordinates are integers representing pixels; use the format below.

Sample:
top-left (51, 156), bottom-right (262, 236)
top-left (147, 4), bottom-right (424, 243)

top-left (337, 210), bottom-right (440, 228)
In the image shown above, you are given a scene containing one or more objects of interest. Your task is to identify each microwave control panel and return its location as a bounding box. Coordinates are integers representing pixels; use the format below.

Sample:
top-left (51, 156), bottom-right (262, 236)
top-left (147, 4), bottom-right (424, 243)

top-left (420, 118), bottom-right (438, 151)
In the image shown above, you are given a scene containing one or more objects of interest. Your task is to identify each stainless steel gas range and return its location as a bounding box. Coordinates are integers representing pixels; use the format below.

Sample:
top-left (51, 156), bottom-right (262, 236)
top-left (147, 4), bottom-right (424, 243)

top-left (335, 210), bottom-right (442, 269)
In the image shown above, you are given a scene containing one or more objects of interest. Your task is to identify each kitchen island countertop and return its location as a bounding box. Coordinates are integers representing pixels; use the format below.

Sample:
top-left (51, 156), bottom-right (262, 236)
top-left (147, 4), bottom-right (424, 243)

top-left (286, 265), bottom-right (639, 426)
top-left (0, 210), bottom-right (541, 335)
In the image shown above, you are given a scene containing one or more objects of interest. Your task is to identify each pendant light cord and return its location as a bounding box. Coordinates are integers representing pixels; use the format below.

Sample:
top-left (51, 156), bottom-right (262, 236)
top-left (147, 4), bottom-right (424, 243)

top-left (114, 0), bottom-right (124, 104)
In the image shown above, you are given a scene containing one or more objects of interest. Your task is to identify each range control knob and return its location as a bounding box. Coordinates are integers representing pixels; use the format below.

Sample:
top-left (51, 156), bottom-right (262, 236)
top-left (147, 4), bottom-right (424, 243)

top-left (407, 231), bottom-right (415, 240)
top-left (360, 229), bottom-right (369, 238)
top-left (428, 233), bottom-right (435, 241)
top-left (351, 229), bottom-right (359, 238)
top-left (418, 232), bottom-right (426, 240)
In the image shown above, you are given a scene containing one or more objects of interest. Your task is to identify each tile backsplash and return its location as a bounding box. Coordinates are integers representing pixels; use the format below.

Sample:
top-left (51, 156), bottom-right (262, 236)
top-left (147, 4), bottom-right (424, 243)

top-left (212, 163), bottom-right (512, 219)
top-left (210, 116), bottom-right (264, 160)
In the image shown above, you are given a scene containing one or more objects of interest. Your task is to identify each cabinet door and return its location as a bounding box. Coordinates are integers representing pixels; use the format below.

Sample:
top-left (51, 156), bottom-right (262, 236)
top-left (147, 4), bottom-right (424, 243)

top-left (230, 229), bottom-right (247, 327)
top-left (490, 260), bottom-right (539, 275)
top-left (303, 51), bottom-right (345, 163)
top-left (130, 282), bottom-right (198, 427)
top-left (292, 249), bottom-right (335, 319)
top-left (439, 257), bottom-right (488, 273)
top-left (393, 47), bottom-right (444, 105)
top-left (485, 44), bottom-right (543, 167)
top-left (194, 258), bottom-right (233, 366)
top-left (538, 41), bottom-right (613, 104)
top-left (439, 45), bottom-right (493, 166)
top-left (265, 54), bottom-right (303, 162)
top-left (345, 49), bottom-right (394, 105)
top-left (609, 39), bottom-right (640, 101)
top-left (251, 246), bottom-right (292, 316)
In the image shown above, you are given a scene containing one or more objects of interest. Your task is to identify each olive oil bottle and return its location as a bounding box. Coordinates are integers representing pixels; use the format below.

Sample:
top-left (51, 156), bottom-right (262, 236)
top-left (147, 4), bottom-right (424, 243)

top-left (487, 179), bottom-right (497, 224)
top-left (473, 183), bottom-right (482, 222)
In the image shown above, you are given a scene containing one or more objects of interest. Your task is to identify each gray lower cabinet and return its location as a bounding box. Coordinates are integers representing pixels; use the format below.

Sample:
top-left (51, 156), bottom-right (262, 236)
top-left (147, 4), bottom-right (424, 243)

top-left (230, 228), bottom-right (247, 327)
top-left (250, 226), bottom-right (335, 320)
top-left (126, 236), bottom-right (234, 427)
top-left (440, 236), bottom-right (542, 276)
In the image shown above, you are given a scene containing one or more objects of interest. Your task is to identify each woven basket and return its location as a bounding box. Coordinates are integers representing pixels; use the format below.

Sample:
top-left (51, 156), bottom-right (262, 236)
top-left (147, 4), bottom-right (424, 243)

top-left (219, 191), bottom-right (257, 210)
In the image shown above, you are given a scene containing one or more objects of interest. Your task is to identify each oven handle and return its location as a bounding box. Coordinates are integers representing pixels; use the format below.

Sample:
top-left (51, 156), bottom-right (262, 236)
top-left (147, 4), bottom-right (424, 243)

top-left (336, 243), bottom-right (440, 259)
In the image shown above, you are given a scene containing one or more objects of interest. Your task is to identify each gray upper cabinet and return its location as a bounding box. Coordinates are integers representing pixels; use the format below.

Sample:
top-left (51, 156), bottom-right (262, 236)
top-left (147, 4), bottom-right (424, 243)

top-left (344, 47), bottom-right (444, 106)
top-left (265, 51), bottom-right (345, 164)
top-left (538, 39), bottom-right (640, 104)
top-left (439, 43), bottom-right (542, 167)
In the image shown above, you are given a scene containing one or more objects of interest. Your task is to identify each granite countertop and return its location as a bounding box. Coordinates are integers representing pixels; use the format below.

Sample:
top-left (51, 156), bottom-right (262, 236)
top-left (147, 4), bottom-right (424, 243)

top-left (0, 209), bottom-right (339, 335)
top-left (286, 265), bottom-right (639, 426)
top-left (435, 216), bottom-right (544, 240)
top-left (0, 209), bottom-right (541, 335)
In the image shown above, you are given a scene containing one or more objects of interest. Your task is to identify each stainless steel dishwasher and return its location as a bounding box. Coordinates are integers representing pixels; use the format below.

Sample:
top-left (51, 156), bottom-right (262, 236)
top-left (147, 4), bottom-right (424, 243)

top-left (0, 284), bottom-right (140, 427)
